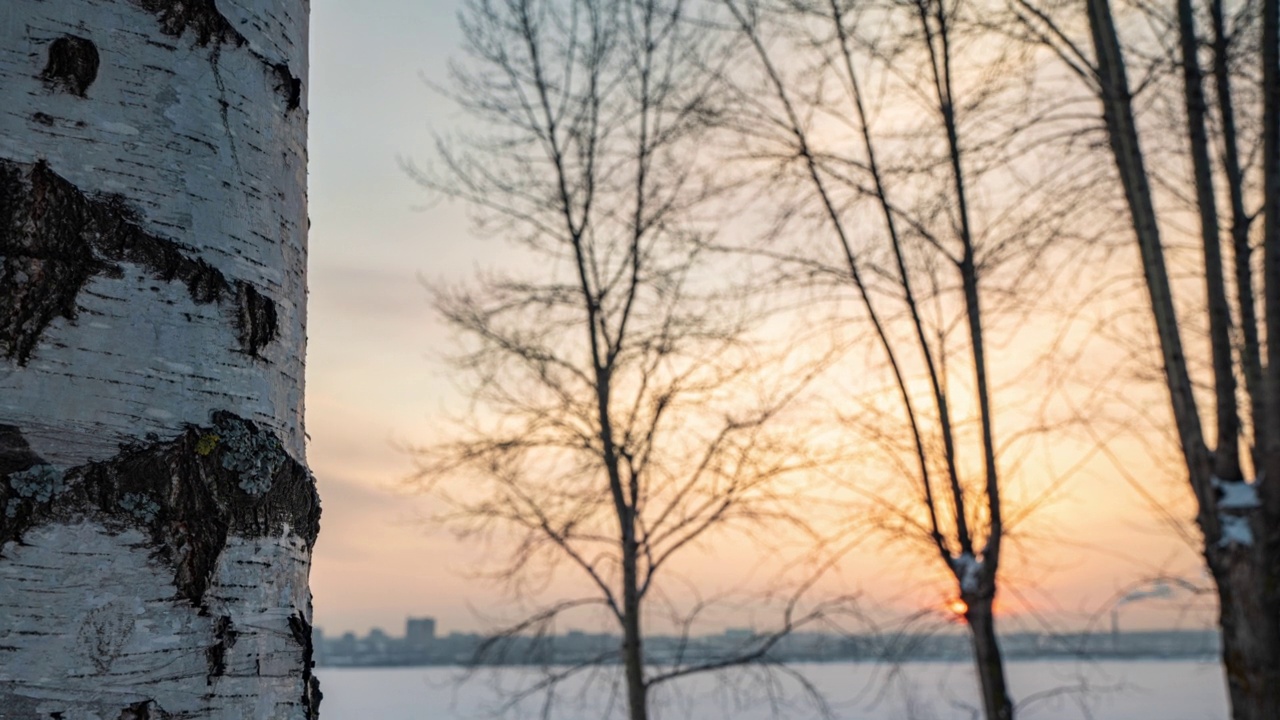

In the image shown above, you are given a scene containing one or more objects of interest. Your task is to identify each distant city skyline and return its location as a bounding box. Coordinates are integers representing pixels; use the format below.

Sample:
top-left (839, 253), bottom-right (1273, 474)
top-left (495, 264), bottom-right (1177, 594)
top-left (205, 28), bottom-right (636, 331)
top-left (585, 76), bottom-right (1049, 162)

top-left (311, 613), bottom-right (1220, 669)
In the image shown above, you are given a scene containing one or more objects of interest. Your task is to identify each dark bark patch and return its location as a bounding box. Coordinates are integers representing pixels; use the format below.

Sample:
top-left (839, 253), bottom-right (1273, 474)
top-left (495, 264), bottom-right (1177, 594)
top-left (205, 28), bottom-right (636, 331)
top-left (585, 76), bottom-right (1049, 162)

top-left (78, 602), bottom-right (135, 673)
top-left (236, 283), bottom-right (278, 359)
top-left (0, 159), bottom-right (279, 364)
top-left (0, 412), bottom-right (321, 606)
top-left (41, 36), bottom-right (100, 97)
top-left (131, 1), bottom-right (302, 114)
top-left (205, 614), bottom-right (238, 682)
top-left (0, 425), bottom-right (46, 477)
top-left (272, 63), bottom-right (303, 112)
top-left (132, 0), bottom-right (245, 48)
top-left (290, 612), bottom-right (323, 720)
top-left (31, 112), bottom-right (55, 126)
top-left (116, 700), bottom-right (172, 720)
top-left (306, 674), bottom-right (324, 720)
top-left (0, 696), bottom-right (44, 718)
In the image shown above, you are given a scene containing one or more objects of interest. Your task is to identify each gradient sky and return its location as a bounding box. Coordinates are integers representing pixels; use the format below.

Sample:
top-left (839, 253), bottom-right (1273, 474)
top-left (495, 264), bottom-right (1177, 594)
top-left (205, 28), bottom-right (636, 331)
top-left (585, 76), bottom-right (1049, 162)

top-left (303, 0), bottom-right (1211, 639)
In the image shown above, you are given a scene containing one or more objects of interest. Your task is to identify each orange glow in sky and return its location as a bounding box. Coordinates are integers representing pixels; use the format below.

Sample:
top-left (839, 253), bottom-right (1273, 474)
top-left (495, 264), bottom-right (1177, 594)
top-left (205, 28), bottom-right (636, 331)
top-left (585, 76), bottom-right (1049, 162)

top-left (304, 0), bottom-right (1217, 639)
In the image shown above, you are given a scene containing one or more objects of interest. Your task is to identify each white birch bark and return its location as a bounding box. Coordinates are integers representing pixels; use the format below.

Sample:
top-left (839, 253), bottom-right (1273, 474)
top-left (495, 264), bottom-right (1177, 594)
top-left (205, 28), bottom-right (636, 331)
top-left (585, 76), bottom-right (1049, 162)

top-left (0, 1), bottom-right (319, 717)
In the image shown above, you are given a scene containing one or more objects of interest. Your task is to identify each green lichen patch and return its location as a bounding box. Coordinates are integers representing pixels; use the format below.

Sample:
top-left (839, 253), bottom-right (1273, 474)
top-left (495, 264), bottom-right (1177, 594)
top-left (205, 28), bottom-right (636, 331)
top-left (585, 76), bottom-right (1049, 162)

top-left (195, 433), bottom-right (220, 456)
top-left (0, 159), bottom-right (278, 364)
top-left (0, 412), bottom-right (320, 605)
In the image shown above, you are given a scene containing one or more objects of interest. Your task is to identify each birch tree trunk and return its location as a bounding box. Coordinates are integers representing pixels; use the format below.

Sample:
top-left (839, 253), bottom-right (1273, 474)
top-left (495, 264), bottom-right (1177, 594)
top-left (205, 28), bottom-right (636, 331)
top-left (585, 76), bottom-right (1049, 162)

top-left (0, 1), bottom-right (320, 717)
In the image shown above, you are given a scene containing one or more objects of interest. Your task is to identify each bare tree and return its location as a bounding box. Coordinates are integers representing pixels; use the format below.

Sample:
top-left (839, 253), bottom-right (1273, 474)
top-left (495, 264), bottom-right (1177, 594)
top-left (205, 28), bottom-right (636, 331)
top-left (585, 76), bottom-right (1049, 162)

top-left (711, 0), bottom-right (1100, 717)
top-left (1, 1), bottom-right (319, 717)
top-left (1005, 0), bottom-right (1280, 716)
top-left (409, 0), bottom-right (846, 716)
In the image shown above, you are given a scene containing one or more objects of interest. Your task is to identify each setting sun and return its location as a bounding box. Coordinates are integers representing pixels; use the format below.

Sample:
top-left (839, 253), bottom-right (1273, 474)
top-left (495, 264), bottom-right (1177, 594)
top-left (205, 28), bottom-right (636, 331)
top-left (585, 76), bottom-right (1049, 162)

top-left (947, 599), bottom-right (969, 617)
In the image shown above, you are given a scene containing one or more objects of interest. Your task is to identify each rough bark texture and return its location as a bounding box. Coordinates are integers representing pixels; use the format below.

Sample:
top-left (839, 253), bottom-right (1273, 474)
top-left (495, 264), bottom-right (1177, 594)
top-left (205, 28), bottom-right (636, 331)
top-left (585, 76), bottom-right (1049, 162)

top-left (0, 413), bottom-right (320, 604)
top-left (0, 0), bottom-right (317, 717)
top-left (1207, 541), bottom-right (1280, 720)
top-left (0, 159), bottom-right (280, 364)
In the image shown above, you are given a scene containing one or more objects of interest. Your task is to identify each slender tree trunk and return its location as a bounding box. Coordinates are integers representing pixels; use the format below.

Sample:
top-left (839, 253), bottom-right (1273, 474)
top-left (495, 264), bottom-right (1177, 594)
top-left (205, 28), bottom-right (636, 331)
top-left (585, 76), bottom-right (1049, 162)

top-left (1085, 0), bottom-right (1280, 717)
top-left (1250, 0), bottom-right (1280, 714)
top-left (1209, 0), bottom-right (1263, 446)
top-left (622, 541), bottom-right (649, 720)
top-left (957, 250), bottom-right (1011, 720)
top-left (1263, 0), bottom-right (1280, 451)
top-left (1085, 0), bottom-right (1205, 461)
top-left (1178, 0), bottom-right (1241, 481)
top-left (928, 4), bottom-right (1013, 711)
top-left (964, 595), bottom-right (1013, 720)
top-left (0, 1), bottom-right (318, 717)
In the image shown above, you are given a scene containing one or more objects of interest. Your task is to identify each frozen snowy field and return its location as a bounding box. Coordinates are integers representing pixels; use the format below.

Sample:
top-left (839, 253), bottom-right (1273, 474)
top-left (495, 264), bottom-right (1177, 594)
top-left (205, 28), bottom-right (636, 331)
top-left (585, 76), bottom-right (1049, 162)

top-left (317, 659), bottom-right (1227, 719)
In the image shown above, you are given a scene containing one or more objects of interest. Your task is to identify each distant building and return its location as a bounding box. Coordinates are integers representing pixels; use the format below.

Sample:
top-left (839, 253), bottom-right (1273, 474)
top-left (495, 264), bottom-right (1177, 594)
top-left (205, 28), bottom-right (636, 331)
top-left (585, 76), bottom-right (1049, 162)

top-left (313, 627), bottom-right (326, 665)
top-left (367, 627), bottom-right (390, 655)
top-left (406, 617), bottom-right (437, 651)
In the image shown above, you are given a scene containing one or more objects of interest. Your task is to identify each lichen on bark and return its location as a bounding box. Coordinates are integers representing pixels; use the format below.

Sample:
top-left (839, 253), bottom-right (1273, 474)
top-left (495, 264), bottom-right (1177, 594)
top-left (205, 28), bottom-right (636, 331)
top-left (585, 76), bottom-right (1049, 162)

top-left (0, 412), bottom-right (320, 605)
top-left (0, 159), bottom-right (279, 364)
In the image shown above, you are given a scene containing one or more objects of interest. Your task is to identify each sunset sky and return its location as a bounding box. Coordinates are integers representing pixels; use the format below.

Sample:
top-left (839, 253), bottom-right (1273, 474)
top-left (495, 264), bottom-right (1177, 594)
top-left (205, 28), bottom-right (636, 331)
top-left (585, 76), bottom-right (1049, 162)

top-left (302, 0), bottom-right (1211, 639)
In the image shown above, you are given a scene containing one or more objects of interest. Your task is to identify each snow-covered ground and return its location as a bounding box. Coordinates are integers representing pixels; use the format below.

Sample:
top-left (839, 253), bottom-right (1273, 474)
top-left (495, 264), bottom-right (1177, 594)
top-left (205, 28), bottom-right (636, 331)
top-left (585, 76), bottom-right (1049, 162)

top-left (317, 659), bottom-right (1227, 719)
